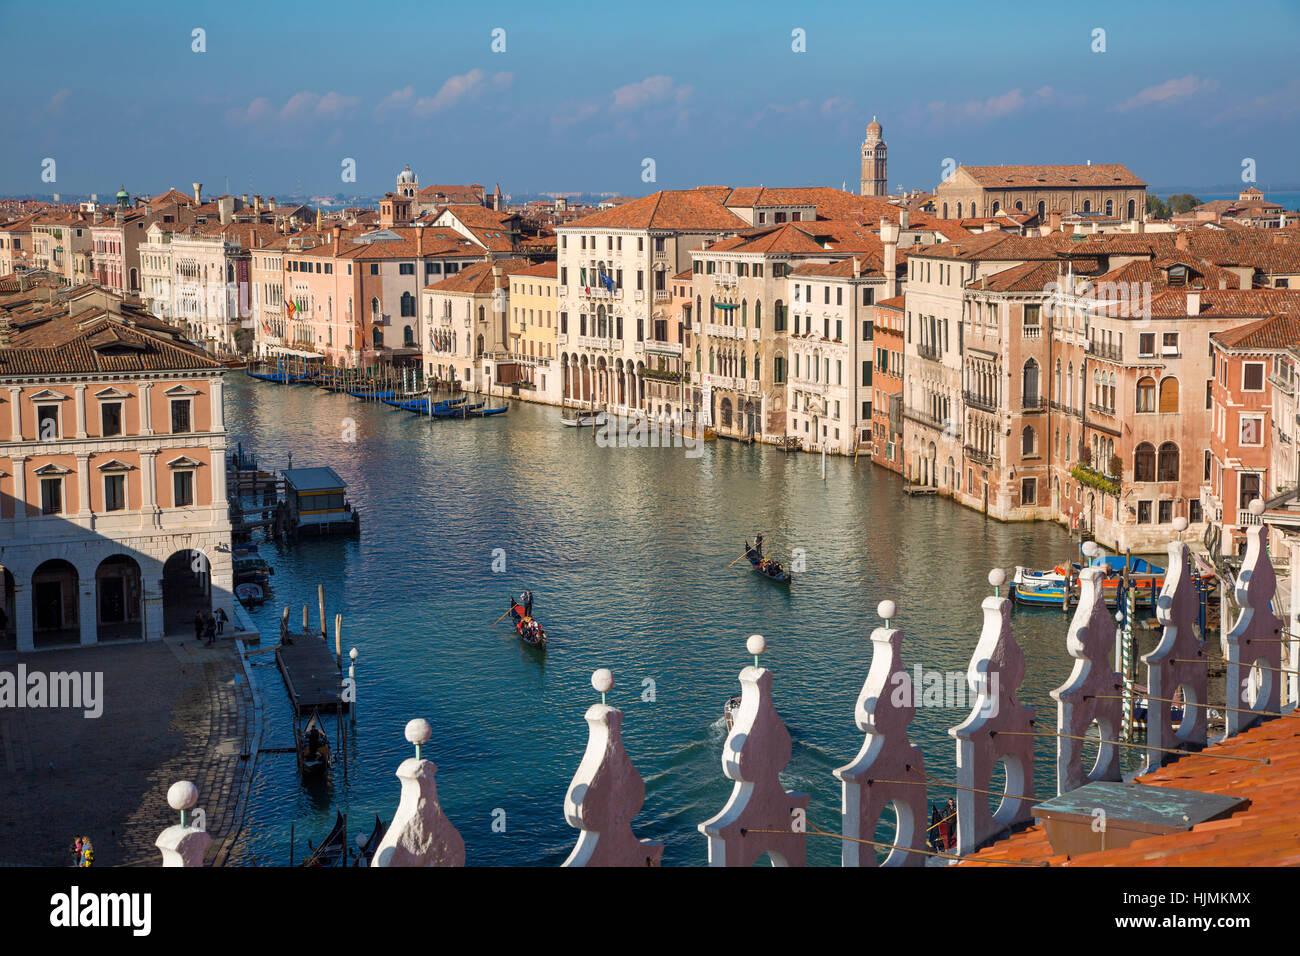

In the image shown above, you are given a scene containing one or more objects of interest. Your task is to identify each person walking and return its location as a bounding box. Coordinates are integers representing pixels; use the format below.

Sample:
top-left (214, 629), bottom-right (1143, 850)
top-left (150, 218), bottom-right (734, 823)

top-left (204, 612), bottom-right (217, 646)
top-left (193, 610), bottom-right (204, 643)
top-left (215, 607), bottom-right (227, 636)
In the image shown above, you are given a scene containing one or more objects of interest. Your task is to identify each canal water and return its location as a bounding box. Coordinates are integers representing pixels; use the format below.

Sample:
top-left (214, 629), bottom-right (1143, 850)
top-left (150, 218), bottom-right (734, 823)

top-left (224, 375), bottom-right (1113, 866)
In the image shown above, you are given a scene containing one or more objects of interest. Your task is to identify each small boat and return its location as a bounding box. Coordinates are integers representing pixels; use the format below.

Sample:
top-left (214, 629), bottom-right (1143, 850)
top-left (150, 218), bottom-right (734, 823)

top-left (347, 389), bottom-right (397, 400)
top-left (434, 396), bottom-right (469, 410)
top-left (508, 603), bottom-right (547, 650)
top-left (354, 815), bottom-right (386, 867)
top-left (724, 695), bottom-right (742, 732)
top-left (233, 556), bottom-right (274, 586)
top-left (684, 423), bottom-right (717, 441)
top-left (235, 582), bottom-right (265, 607)
top-left (471, 405), bottom-right (509, 417)
top-left (561, 415), bottom-right (598, 427)
top-left (299, 812), bottom-right (347, 867)
top-left (246, 370), bottom-right (304, 384)
top-left (299, 710), bottom-right (332, 777)
top-left (743, 540), bottom-right (791, 584)
top-left (432, 401), bottom-right (486, 418)
top-left (1012, 551), bottom-right (1168, 608)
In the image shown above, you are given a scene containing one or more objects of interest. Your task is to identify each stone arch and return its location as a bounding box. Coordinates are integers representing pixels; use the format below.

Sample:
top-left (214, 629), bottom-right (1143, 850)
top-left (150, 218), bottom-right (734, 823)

top-left (96, 554), bottom-right (143, 642)
top-left (32, 558), bottom-right (80, 647)
top-left (1158, 442), bottom-right (1180, 482)
top-left (720, 397), bottom-right (733, 428)
top-left (162, 549), bottom-right (211, 636)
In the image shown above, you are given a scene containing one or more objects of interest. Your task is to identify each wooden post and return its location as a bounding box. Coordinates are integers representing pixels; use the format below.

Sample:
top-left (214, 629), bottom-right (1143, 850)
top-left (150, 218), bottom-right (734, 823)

top-left (334, 613), bottom-right (342, 669)
top-left (318, 584), bottom-right (326, 638)
top-left (302, 604), bottom-right (309, 635)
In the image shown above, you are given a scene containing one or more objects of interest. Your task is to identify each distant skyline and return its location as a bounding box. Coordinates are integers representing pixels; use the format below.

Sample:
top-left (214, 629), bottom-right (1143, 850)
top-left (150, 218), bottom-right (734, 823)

top-left (3, 0), bottom-right (1298, 200)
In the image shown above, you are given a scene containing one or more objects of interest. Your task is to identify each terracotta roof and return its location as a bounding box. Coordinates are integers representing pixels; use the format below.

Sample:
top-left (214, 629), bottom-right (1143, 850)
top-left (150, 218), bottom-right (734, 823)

top-left (956, 163), bottom-right (1146, 189)
top-left (423, 258), bottom-right (534, 295)
top-left (417, 184), bottom-right (486, 205)
top-left (1212, 313), bottom-right (1300, 351)
top-left (513, 260), bottom-right (557, 279)
top-left (559, 189), bottom-right (747, 231)
top-left (961, 716), bottom-right (1300, 866)
top-left (876, 295), bottom-right (905, 310)
top-left (788, 256), bottom-right (883, 279)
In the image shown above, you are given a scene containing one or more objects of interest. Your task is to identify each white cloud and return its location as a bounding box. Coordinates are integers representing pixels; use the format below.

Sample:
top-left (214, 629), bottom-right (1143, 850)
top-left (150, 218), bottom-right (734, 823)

top-left (610, 75), bottom-right (691, 112)
top-left (408, 70), bottom-right (515, 117)
top-left (226, 90), bottom-right (358, 125)
top-left (1114, 75), bottom-right (1213, 113)
top-left (47, 88), bottom-right (72, 113)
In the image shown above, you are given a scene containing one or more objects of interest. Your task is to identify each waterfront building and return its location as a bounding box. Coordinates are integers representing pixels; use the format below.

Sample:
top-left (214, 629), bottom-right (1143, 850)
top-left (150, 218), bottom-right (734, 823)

top-left (1206, 314), bottom-right (1300, 556)
top-left (555, 188), bottom-right (747, 418)
top-left (934, 164), bottom-right (1146, 223)
top-left (421, 258), bottom-right (534, 390)
top-left (505, 260), bottom-right (560, 402)
top-left (0, 213), bottom-right (40, 276)
top-left (0, 282), bottom-right (233, 651)
top-left (31, 209), bottom-right (94, 285)
top-left (870, 294), bottom-right (905, 472)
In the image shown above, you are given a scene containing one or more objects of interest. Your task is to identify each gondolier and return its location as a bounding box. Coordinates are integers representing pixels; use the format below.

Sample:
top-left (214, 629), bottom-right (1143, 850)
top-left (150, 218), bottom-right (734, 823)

top-left (519, 589), bottom-right (533, 616)
top-left (754, 532), bottom-right (764, 557)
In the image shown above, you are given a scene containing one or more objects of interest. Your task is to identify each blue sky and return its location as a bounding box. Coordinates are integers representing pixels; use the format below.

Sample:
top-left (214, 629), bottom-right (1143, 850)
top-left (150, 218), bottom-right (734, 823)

top-left (2, 0), bottom-right (1297, 199)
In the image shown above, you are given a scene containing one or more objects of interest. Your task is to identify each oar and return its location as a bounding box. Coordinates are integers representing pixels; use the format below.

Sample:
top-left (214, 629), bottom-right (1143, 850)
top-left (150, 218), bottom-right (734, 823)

top-left (726, 550), bottom-right (754, 569)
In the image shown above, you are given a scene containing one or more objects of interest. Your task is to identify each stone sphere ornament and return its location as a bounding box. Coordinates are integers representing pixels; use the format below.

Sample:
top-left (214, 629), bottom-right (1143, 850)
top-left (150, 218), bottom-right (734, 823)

top-left (167, 781), bottom-right (199, 812)
top-left (746, 634), bottom-right (767, 656)
top-left (404, 718), bottom-right (432, 745)
top-left (1249, 498), bottom-right (1265, 516)
top-left (878, 600), bottom-right (897, 622)
top-left (1172, 516), bottom-right (1188, 533)
top-left (988, 568), bottom-right (1007, 588)
top-left (592, 668), bottom-right (614, 694)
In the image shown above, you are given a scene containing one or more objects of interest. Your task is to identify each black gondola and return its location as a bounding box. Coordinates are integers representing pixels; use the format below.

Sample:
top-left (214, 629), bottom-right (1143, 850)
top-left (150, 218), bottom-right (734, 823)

top-left (299, 710), bottom-right (333, 777)
top-left (354, 815), bottom-right (386, 866)
top-left (508, 603), bottom-right (547, 650)
top-left (724, 695), bottom-right (743, 732)
top-left (743, 540), bottom-right (791, 584)
top-left (299, 812), bottom-right (347, 867)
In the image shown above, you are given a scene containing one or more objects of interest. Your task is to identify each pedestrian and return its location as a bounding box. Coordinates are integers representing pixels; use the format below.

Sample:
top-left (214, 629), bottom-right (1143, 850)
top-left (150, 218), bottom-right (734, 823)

top-left (193, 610), bottom-right (204, 643)
top-left (71, 837), bottom-right (83, 867)
top-left (79, 838), bottom-right (94, 867)
top-left (215, 607), bottom-right (227, 636)
top-left (204, 613), bottom-right (217, 646)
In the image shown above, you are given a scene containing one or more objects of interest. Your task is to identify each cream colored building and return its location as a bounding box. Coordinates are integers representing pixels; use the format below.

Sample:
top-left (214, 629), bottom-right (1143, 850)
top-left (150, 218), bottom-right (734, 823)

top-left (506, 261), bottom-right (560, 403)
top-left (934, 164), bottom-right (1146, 222)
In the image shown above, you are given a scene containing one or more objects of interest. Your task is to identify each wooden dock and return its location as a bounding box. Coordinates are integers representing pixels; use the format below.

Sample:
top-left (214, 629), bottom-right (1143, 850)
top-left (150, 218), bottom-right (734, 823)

top-left (902, 483), bottom-right (938, 496)
top-left (275, 635), bottom-right (345, 715)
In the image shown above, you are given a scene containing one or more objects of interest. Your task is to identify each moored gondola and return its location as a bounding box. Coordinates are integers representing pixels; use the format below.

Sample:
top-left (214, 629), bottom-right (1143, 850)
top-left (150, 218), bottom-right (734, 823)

top-left (508, 603), bottom-right (547, 650)
top-left (299, 812), bottom-right (347, 867)
top-left (354, 814), bottom-right (386, 866)
top-left (743, 540), bottom-right (791, 584)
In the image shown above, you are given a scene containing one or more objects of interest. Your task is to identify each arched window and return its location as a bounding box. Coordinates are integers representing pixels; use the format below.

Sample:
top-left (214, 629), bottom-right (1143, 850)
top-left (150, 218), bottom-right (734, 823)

top-left (942, 203), bottom-right (949, 218)
top-left (1015, 200), bottom-right (1023, 211)
top-left (1083, 199), bottom-right (1092, 213)
top-left (372, 326), bottom-right (384, 348)
top-left (1105, 199), bottom-right (1114, 217)
top-left (1037, 200), bottom-right (1046, 219)
top-left (709, 348), bottom-right (715, 374)
top-left (740, 353), bottom-right (747, 380)
top-left (773, 354), bottom-right (786, 384)
top-left (1055, 359), bottom-right (1062, 403)
top-left (1136, 376), bottom-right (1157, 412)
top-left (1159, 377), bottom-right (1179, 413)
top-left (1134, 442), bottom-right (1156, 482)
top-left (1022, 425), bottom-right (1036, 456)
top-left (1107, 372), bottom-right (1116, 410)
top-left (371, 297), bottom-right (380, 320)
top-left (991, 201), bottom-right (1000, 214)
top-left (401, 291), bottom-right (415, 317)
top-left (1093, 369), bottom-right (1101, 406)
top-left (1127, 199), bottom-right (1136, 220)
top-left (403, 325), bottom-right (414, 346)
top-left (695, 347), bottom-right (701, 370)
top-left (774, 299), bottom-right (786, 331)
top-left (1067, 363), bottom-right (1074, 409)
top-left (754, 300), bottom-right (762, 329)
top-left (1022, 358), bottom-right (1039, 406)
top-left (957, 202), bottom-right (963, 218)
top-left (1157, 442), bottom-right (1180, 481)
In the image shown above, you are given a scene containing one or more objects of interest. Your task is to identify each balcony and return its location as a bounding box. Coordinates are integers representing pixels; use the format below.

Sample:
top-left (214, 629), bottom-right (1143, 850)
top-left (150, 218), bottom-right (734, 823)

top-left (653, 290), bottom-right (671, 303)
top-left (1048, 400), bottom-right (1080, 416)
top-left (917, 343), bottom-right (940, 361)
top-left (1022, 324), bottom-right (1042, 339)
top-left (1269, 373), bottom-right (1295, 396)
top-left (706, 323), bottom-right (741, 339)
top-left (714, 274), bottom-right (738, 289)
top-left (634, 289), bottom-right (644, 302)
top-left (1091, 341), bottom-right (1123, 362)
top-left (962, 390), bottom-right (998, 413)
top-left (1088, 402), bottom-right (1116, 418)
top-left (653, 248), bottom-right (669, 261)
top-left (964, 444), bottom-right (998, 466)
top-left (576, 335), bottom-right (617, 351)
top-left (557, 333), bottom-right (568, 345)
top-left (1021, 397), bottom-right (1045, 413)
top-left (645, 339), bottom-right (683, 356)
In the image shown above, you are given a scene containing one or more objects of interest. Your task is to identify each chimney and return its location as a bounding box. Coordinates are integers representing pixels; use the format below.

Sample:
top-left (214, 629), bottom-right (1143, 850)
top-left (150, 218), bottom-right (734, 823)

top-left (415, 222), bottom-right (424, 256)
top-left (1187, 291), bottom-right (1200, 315)
top-left (1049, 208), bottom-right (1062, 232)
top-left (900, 209), bottom-right (910, 230)
top-left (852, 256), bottom-right (860, 279)
top-left (268, 196), bottom-right (277, 211)
top-left (880, 218), bottom-right (899, 299)
top-left (254, 194), bottom-right (262, 215)
top-left (241, 193), bottom-right (248, 206)
top-left (1176, 231), bottom-right (1189, 251)
top-left (192, 182), bottom-right (202, 205)
top-left (92, 205), bottom-right (102, 224)
top-left (332, 224), bottom-right (342, 255)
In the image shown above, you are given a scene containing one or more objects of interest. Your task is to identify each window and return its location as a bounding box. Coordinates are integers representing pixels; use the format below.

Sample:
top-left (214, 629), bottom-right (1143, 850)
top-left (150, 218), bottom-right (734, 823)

top-left (1136, 376), bottom-right (1157, 412)
top-left (369, 264), bottom-right (379, 276)
top-left (1159, 377), bottom-right (1179, 413)
top-left (1139, 333), bottom-right (1155, 357)
top-left (1158, 500), bottom-right (1174, 524)
top-left (100, 402), bottom-right (123, 436)
top-left (105, 474), bottom-right (126, 511)
top-left (40, 477), bottom-right (62, 515)
top-left (1189, 500), bottom-right (1203, 523)
top-left (1134, 442), bottom-right (1156, 482)
top-left (1021, 478), bottom-right (1037, 505)
top-left (1243, 362), bottom-right (1265, 391)
top-left (1137, 500), bottom-right (1152, 524)
top-left (1157, 442), bottom-right (1179, 481)
top-left (1239, 473), bottom-right (1261, 511)
top-left (1162, 332), bottom-right (1179, 355)
top-left (1022, 426), bottom-right (1036, 456)
top-left (1239, 414), bottom-right (1264, 445)
top-left (37, 404), bottom-right (60, 440)
top-left (399, 262), bottom-right (415, 275)
top-left (171, 399), bottom-right (192, 434)
top-left (173, 470), bottom-right (194, 508)
top-left (1022, 359), bottom-right (1039, 406)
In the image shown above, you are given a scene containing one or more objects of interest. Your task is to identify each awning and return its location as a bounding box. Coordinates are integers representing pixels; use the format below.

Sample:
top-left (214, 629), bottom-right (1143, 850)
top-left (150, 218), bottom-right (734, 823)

top-left (267, 347), bottom-right (325, 359)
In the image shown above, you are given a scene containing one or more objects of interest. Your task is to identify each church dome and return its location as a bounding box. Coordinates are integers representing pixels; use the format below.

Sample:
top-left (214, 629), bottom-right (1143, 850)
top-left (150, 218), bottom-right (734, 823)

top-left (397, 164), bottom-right (416, 184)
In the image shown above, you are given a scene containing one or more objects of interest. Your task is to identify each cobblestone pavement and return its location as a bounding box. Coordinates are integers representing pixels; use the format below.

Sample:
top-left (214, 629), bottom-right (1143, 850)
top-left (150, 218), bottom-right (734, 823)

top-left (0, 636), bottom-right (255, 866)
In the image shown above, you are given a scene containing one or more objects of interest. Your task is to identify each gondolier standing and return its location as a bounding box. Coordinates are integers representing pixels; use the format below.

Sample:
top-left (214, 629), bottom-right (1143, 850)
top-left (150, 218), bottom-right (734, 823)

top-left (754, 532), bottom-right (764, 557)
top-left (519, 589), bottom-right (533, 617)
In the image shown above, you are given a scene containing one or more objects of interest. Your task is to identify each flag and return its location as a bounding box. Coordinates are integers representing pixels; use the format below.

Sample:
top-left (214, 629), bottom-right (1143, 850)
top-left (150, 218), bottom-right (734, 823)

top-left (286, 299), bottom-right (297, 317)
top-left (599, 270), bottom-right (615, 292)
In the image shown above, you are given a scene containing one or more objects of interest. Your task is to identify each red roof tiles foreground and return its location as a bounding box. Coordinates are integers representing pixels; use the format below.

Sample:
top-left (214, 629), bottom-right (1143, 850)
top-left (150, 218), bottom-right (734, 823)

top-left (960, 715), bottom-right (1300, 866)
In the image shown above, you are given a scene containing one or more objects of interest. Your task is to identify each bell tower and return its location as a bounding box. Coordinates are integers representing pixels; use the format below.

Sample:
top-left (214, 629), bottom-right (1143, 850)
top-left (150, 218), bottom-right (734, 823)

top-left (860, 117), bottom-right (887, 197)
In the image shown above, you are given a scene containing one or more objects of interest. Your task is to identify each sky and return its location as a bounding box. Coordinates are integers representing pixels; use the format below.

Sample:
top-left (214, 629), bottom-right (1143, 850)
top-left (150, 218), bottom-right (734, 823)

top-left (2, 0), bottom-right (1298, 201)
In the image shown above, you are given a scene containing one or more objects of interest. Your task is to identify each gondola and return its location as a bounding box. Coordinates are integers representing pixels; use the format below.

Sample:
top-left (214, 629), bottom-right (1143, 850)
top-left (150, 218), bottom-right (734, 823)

top-left (299, 710), bottom-right (333, 777)
top-left (508, 603), bottom-right (547, 650)
top-left (299, 812), bottom-right (347, 867)
top-left (472, 405), bottom-right (509, 417)
top-left (354, 815), bottom-right (386, 867)
top-left (235, 582), bottom-right (265, 607)
top-left (561, 415), bottom-right (598, 427)
top-left (432, 402), bottom-right (486, 418)
top-left (347, 388), bottom-right (397, 400)
top-left (743, 540), bottom-right (791, 584)
top-left (723, 695), bottom-right (742, 732)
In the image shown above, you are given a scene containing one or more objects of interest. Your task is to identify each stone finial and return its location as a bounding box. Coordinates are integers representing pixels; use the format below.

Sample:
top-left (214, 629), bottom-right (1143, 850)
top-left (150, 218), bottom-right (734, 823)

top-left (563, 671), bottom-right (663, 867)
top-left (949, 589), bottom-right (1035, 855)
top-left (156, 780), bottom-right (211, 867)
top-left (1225, 522), bottom-right (1283, 736)
top-left (834, 616), bottom-right (927, 866)
top-left (699, 644), bottom-right (810, 867)
top-left (1051, 567), bottom-right (1123, 794)
top-left (372, 722), bottom-right (465, 867)
top-left (1141, 541), bottom-right (1207, 768)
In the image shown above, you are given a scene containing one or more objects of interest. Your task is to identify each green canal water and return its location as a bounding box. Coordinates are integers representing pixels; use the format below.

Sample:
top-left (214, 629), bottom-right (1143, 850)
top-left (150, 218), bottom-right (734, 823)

top-left (224, 375), bottom-right (1102, 866)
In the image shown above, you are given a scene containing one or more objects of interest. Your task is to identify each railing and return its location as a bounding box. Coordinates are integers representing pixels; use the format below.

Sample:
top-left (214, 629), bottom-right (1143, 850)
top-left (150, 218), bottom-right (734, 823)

top-left (706, 323), bottom-right (741, 339)
top-left (962, 390), bottom-right (998, 413)
top-left (1091, 341), bottom-right (1123, 362)
top-left (645, 340), bottom-right (683, 356)
top-left (653, 248), bottom-right (669, 261)
top-left (577, 335), bottom-right (617, 351)
top-left (653, 290), bottom-right (671, 303)
top-left (1048, 400), bottom-right (1079, 416)
top-left (1088, 402), bottom-right (1116, 417)
top-left (557, 333), bottom-right (568, 345)
top-left (714, 274), bottom-right (738, 289)
top-left (1021, 397), bottom-right (1045, 412)
top-left (634, 289), bottom-right (644, 302)
top-left (1269, 374), bottom-right (1295, 396)
top-left (1022, 324), bottom-right (1042, 339)
top-left (917, 343), bottom-right (940, 361)
top-left (964, 444), bottom-right (998, 465)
